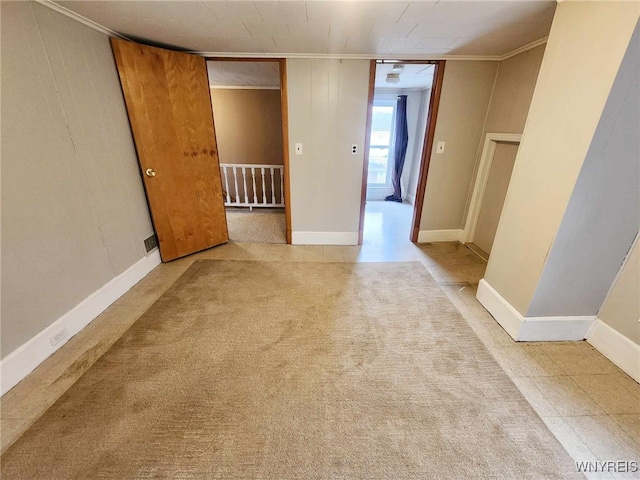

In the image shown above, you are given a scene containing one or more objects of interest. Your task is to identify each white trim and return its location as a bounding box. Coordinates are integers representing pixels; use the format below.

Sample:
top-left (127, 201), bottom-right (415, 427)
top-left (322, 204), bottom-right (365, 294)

top-left (476, 279), bottom-right (596, 341)
top-left (462, 133), bottom-right (522, 244)
top-left (292, 231), bottom-right (359, 245)
top-left (519, 316), bottom-right (596, 341)
top-left (209, 85), bottom-right (280, 90)
top-left (0, 251), bottom-right (161, 396)
top-left (34, 0), bottom-right (130, 40)
top-left (366, 187), bottom-right (394, 201)
top-left (406, 193), bottom-right (416, 205)
top-left (476, 279), bottom-right (523, 339)
top-left (500, 37), bottom-right (549, 61)
top-left (417, 229), bottom-right (464, 243)
top-left (196, 52), bottom-right (503, 61)
top-left (587, 319), bottom-right (640, 383)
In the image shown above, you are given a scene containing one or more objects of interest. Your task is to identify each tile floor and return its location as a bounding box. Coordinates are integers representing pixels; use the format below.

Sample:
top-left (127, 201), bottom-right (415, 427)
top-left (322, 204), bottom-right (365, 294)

top-left (1, 202), bottom-right (638, 479)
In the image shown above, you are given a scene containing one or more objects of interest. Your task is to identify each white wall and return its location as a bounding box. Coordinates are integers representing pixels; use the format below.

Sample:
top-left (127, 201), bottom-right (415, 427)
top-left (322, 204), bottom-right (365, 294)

top-left (366, 88), bottom-right (428, 202)
top-left (287, 59), bottom-right (370, 245)
top-left (1, 3), bottom-right (154, 368)
top-left (483, 1), bottom-right (640, 315)
top-left (406, 89), bottom-right (431, 205)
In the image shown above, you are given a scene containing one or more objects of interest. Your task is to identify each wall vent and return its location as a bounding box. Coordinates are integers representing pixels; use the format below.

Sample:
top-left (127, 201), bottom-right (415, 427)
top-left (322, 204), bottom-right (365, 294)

top-left (144, 234), bottom-right (158, 253)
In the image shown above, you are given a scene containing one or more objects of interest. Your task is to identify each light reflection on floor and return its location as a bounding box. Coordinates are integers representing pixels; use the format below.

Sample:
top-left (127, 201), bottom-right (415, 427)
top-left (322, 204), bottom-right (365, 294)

top-left (362, 200), bottom-right (414, 247)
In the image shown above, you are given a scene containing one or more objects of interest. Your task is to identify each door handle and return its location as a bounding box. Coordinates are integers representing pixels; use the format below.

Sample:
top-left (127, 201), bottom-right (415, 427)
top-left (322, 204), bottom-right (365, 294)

top-left (145, 168), bottom-right (156, 177)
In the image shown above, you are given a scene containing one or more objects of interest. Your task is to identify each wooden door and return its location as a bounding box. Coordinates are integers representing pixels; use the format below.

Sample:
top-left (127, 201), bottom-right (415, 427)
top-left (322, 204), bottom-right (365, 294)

top-left (111, 38), bottom-right (228, 261)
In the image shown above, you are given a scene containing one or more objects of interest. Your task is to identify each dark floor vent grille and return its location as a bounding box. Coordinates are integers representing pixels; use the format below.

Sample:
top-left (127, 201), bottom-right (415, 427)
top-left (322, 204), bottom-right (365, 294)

top-left (144, 234), bottom-right (158, 252)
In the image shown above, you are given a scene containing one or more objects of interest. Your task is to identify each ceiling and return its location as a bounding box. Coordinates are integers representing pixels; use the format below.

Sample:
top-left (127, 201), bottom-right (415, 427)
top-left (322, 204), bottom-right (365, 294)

top-left (207, 61), bottom-right (280, 87)
top-left (375, 63), bottom-right (434, 90)
top-left (53, 1), bottom-right (556, 58)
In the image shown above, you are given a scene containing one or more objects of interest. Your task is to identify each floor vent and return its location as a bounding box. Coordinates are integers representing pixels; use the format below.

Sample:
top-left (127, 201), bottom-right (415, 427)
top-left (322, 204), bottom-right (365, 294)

top-left (144, 234), bottom-right (158, 252)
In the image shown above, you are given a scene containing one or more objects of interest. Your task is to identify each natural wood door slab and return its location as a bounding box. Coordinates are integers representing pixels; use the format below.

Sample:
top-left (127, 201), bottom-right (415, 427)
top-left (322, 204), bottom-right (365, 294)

top-left (111, 38), bottom-right (228, 261)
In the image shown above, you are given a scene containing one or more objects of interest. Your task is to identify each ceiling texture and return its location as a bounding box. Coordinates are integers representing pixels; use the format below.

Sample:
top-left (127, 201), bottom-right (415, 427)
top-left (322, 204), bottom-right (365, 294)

top-left (52, 1), bottom-right (557, 58)
top-left (374, 63), bottom-right (434, 90)
top-left (207, 61), bottom-right (280, 87)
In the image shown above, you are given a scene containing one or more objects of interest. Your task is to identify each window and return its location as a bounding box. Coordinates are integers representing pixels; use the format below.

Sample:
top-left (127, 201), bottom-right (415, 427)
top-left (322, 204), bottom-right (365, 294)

top-left (367, 101), bottom-right (396, 187)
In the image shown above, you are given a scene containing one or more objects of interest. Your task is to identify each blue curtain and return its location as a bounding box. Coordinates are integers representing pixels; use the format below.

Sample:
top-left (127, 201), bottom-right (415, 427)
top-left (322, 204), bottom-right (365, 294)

top-left (385, 95), bottom-right (408, 202)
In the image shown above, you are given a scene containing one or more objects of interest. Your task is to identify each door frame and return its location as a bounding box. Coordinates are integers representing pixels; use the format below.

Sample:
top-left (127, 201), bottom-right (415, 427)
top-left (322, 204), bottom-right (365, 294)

top-left (205, 57), bottom-right (292, 244)
top-left (462, 132), bottom-right (522, 244)
top-left (358, 60), bottom-right (446, 245)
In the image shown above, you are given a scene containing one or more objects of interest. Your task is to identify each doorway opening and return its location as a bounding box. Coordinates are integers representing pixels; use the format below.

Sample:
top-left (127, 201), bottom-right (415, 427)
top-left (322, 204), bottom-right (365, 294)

top-left (463, 133), bottom-right (521, 260)
top-left (360, 61), bottom-right (442, 247)
top-left (206, 59), bottom-right (291, 244)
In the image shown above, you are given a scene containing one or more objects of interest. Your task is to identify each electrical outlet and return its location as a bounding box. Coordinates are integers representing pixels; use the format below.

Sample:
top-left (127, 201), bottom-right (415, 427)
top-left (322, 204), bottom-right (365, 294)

top-left (295, 143), bottom-right (303, 155)
top-left (436, 141), bottom-right (446, 154)
top-left (50, 327), bottom-right (69, 346)
top-left (351, 144), bottom-right (358, 155)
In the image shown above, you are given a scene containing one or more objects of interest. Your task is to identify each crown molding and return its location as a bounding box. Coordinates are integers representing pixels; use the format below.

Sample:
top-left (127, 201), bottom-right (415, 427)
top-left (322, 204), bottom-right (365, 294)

top-left (38, 0), bottom-right (546, 63)
top-left (35, 0), bottom-right (130, 40)
top-left (194, 51), bottom-right (503, 61)
top-left (500, 37), bottom-right (548, 61)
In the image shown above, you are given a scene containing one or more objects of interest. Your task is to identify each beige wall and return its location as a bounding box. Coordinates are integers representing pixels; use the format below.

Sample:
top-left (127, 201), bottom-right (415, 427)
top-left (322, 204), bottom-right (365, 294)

top-left (419, 61), bottom-right (498, 231)
top-left (482, 45), bottom-right (545, 134)
top-left (525, 18), bottom-right (639, 320)
top-left (287, 59), bottom-right (370, 241)
top-left (484, 1), bottom-right (640, 314)
top-left (473, 142), bottom-right (519, 255)
top-left (210, 88), bottom-right (283, 166)
top-left (598, 240), bottom-right (640, 345)
top-left (1, 2), bottom-right (153, 357)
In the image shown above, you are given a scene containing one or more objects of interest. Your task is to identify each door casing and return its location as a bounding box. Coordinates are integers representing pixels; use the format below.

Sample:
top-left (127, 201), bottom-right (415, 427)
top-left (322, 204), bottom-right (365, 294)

top-left (206, 57), bottom-right (292, 244)
top-left (358, 60), bottom-right (446, 245)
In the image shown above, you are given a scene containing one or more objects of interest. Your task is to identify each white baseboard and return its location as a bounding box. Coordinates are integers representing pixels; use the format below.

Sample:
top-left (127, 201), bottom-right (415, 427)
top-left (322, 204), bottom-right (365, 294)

top-left (406, 193), bottom-right (416, 205)
top-left (476, 279), bottom-right (523, 338)
top-left (291, 231), bottom-right (359, 245)
top-left (0, 250), bottom-right (162, 396)
top-left (417, 229), bottom-right (464, 243)
top-left (519, 316), bottom-right (596, 341)
top-left (587, 319), bottom-right (640, 383)
top-left (476, 279), bottom-right (596, 341)
top-left (366, 187), bottom-right (394, 201)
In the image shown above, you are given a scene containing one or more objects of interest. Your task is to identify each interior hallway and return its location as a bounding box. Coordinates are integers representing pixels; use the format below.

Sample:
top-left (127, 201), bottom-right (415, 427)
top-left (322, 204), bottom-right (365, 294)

top-left (2, 239), bottom-right (638, 478)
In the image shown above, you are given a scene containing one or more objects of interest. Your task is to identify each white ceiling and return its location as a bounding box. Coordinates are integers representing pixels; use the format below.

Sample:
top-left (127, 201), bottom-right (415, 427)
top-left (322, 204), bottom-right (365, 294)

top-left (375, 63), bottom-right (434, 90)
top-left (53, 1), bottom-right (556, 58)
top-left (207, 61), bottom-right (280, 87)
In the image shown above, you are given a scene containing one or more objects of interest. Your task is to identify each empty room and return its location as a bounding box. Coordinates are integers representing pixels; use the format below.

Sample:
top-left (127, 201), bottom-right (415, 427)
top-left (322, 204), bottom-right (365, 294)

top-left (2, 1), bottom-right (639, 478)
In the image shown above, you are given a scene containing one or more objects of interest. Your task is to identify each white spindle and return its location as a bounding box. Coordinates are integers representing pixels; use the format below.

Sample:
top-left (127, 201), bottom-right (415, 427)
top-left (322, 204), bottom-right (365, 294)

top-left (242, 169), bottom-right (249, 204)
top-left (220, 163), bottom-right (285, 208)
top-left (270, 168), bottom-right (276, 205)
top-left (279, 167), bottom-right (284, 204)
top-left (222, 166), bottom-right (231, 204)
top-left (251, 167), bottom-right (258, 204)
top-left (232, 166), bottom-right (240, 204)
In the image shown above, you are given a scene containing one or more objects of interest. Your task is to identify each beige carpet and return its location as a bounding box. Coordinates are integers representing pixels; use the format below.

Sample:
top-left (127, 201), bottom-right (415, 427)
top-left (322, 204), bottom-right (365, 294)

top-left (1, 261), bottom-right (582, 479)
top-left (226, 208), bottom-right (285, 244)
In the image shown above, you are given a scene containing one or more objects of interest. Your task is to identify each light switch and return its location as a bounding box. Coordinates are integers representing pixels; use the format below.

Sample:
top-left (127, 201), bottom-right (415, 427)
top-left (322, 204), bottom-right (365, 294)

top-left (436, 141), bottom-right (446, 154)
top-left (295, 143), bottom-right (303, 155)
top-left (351, 144), bottom-right (358, 155)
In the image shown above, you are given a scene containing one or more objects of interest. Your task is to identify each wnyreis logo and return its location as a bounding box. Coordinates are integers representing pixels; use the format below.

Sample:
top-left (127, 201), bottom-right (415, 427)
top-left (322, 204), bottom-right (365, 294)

top-left (576, 461), bottom-right (638, 473)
